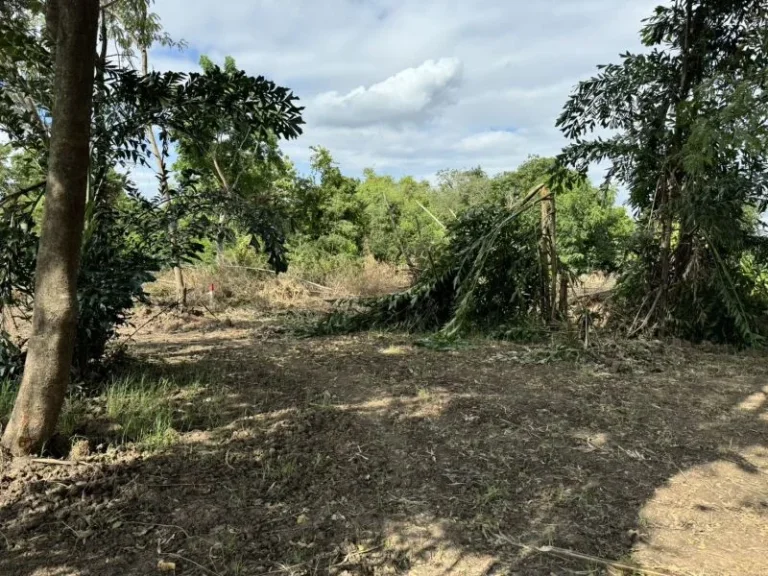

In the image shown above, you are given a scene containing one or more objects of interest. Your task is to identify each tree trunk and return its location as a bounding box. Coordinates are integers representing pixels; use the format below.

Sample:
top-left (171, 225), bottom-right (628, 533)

top-left (657, 189), bottom-right (673, 336)
top-left (559, 275), bottom-right (569, 319)
top-left (216, 213), bottom-right (227, 265)
top-left (2, 0), bottom-right (100, 456)
top-left (212, 156), bottom-right (230, 267)
top-left (538, 187), bottom-right (557, 322)
top-left (174, 265), bottom-right (187, 307)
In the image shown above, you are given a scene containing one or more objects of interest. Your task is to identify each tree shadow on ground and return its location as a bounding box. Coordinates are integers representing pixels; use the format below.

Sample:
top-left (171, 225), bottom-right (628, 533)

top-left (2, 330), bottom-right (768, 576)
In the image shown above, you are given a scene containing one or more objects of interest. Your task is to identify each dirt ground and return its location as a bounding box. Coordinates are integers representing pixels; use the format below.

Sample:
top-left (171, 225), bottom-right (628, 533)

top-left (1, 309), bottom-right (767, 576)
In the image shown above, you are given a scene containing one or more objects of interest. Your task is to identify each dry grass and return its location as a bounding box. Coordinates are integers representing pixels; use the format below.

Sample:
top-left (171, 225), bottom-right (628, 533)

top-left (324, 255), bottom-right (412, 298)
top-left (145, 256), bottom-right (411, 310)
top-left (575, 271), bottom-right (617, 297)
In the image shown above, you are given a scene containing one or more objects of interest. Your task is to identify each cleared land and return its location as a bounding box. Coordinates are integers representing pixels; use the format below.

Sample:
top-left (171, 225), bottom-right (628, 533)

top-left (1, 309), bottom-right (767, 576)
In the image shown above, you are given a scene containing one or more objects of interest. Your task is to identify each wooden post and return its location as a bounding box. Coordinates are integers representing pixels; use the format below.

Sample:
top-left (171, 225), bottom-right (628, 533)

top-left (539, 186), bottom-right (558, 322)
top-left (539, 188), bottom-right (551, 320)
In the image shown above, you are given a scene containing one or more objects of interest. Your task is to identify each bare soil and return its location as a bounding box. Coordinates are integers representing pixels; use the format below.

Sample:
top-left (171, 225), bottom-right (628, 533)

top-left (1, 309), bottom-right (767, 576)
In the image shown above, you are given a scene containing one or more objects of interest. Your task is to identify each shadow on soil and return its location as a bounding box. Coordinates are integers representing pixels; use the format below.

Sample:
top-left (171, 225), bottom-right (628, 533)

top-left (2, 329), bottom-right (768, 575)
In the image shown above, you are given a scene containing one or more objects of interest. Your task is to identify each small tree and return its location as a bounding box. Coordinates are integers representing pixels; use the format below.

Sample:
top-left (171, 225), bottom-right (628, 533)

top-left (174, 55), bottom-right (304, 272)
top-left (358, 169), bottom-right (445, 270)
top-left (557, 0), bottom-right (768, 342)
top-left (287, 147), bottom-right (367, 281)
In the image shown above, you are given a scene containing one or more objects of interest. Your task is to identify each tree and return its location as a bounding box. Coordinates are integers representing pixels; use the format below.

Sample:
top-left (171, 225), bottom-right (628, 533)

top-left (557, 0), bottom-right (768, 342)
top-left (358, 169), bottom-right (445, 269)
top-left (494, 157), bottom-right (633, 275)
top-left (2, 0), bottom-right (100, 454)
top-left (287, 147), bottom-right (367, 281)
top-left (174, 55), bottom-right (302, 272)
top-left (133, 2), bottom-right (188, 305)
top-left (435, 167), bottom-right (492, 214)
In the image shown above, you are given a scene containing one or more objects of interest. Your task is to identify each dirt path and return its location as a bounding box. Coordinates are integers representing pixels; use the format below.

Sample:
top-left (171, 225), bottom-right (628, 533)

top-left (2, 311), bottom-right (767, 575)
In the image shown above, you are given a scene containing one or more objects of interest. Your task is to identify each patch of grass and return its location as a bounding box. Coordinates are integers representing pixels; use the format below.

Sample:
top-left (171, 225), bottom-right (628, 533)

top-left (101, 368), bottom-right (229, 450)
top-left (0, 380), bottom-right (17, 423)
top-left (57, 395), bottom-right (88, 437)
top-left (105, 375), bottom-right (179, 450)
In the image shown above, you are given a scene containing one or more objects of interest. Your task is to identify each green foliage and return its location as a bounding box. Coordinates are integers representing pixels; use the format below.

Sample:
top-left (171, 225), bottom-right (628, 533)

top-left (0, 8), bottom-right (306, 382)
top-left (0, 202), bottom-right (37, 310)
top-left (557, 184), bottom-right (633, 275)
top-left (57, 395), bottom-right (88, 438)
top-left (491, 157), bottom-right (555, 205)
top-left (0, 332), bottom-right (24, 382)
top-left (436, 167), bottom-right (494, 213)
top-left (358, 169), bottom-right (445, 267)
top-left (558, 0), bottom-right (768, 344)
top-left (173, 54), bottom-right (304, 273)
top-left (288, 238), bottom-right (362, 284)
top-left (0, 150), bottom-right (39, 382)
top-left (318, 204), bottom-right (541, 335)
top-left (73, 195), bottom-right (161, 377)
top-left (286, 147), bottom-right (368, 281)
top-left (486, 156), bottom-right (634, 275)
top-left (0, 379), bottom-right (16, 424)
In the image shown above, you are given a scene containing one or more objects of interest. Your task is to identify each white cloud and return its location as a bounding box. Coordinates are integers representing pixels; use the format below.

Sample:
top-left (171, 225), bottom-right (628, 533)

top-left (455, 130), bottom-right (526, 153)
top-left (149, 0), bottom-right (662, 200)
top-left (310, 58), bottom-right (462, 128)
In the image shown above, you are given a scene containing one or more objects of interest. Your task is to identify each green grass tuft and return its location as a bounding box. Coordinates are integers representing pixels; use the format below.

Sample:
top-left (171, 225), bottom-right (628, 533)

top-left (105, 375), bottom-right (179, 450)
top-left (57, 395), bottom-right (88, 437)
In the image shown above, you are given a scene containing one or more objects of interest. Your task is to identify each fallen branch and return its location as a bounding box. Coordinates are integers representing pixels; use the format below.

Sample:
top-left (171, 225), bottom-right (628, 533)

top-left (493, 532), bottom-right (680, 576)
top-left (121, 521), bottom-right (191, 539)
top-left (254, 545), bottom-right (383, 576)
top-left (112, 301), bottom-right (178, 353)
top-left (163, 552), bottom-right (222, 576)
top-left (629, 287), bottom-right (662, 337)
top-left (414, 199), bottom-right (446, 230)
top-left (30, 458), bottom-right (79, 466)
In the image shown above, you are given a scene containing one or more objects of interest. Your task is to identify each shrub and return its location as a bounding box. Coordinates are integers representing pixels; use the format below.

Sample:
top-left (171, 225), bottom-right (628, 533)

top-left (73, 201), bottom-right (159, 378)
top-left (318, 204), bottom-right (542, 335)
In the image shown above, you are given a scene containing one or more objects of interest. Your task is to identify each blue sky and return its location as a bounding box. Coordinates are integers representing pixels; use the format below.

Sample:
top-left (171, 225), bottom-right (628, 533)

top-left (134, 0), bottom-right (660, 199)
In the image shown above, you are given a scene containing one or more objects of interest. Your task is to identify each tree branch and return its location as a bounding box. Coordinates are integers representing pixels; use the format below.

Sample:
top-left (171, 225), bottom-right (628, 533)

top-left (0, 180), bottom-right (46, 208)
top-left (100, 0), bottom-right (123, 11)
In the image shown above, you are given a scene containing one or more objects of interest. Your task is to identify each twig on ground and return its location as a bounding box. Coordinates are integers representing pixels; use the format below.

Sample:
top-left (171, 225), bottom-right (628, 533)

top-left (199, 301), bottom-right (220, 320)
top-left (30, 458), bottom-right (79, 466)
top-left (254, 545), bottom-right (383, 576)
top-left (493, 531), bottom-right (680, 576)
top-left (335, 545), bottom-right (383, 565)
top-left (113, 302), bottom-right (178, 353)
top-left (120, 520), bottom-right (191, 539)
top-left (164, 552), bottom-right (223, 576)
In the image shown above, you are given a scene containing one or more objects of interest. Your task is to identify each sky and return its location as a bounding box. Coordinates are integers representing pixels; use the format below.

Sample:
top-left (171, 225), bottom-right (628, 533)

top-left (136, 0), bottom-right (660, 197)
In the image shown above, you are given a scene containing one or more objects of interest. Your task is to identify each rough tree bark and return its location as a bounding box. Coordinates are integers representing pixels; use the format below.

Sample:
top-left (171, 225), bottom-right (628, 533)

top-left (1, 0), bottom-right (100, 455)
